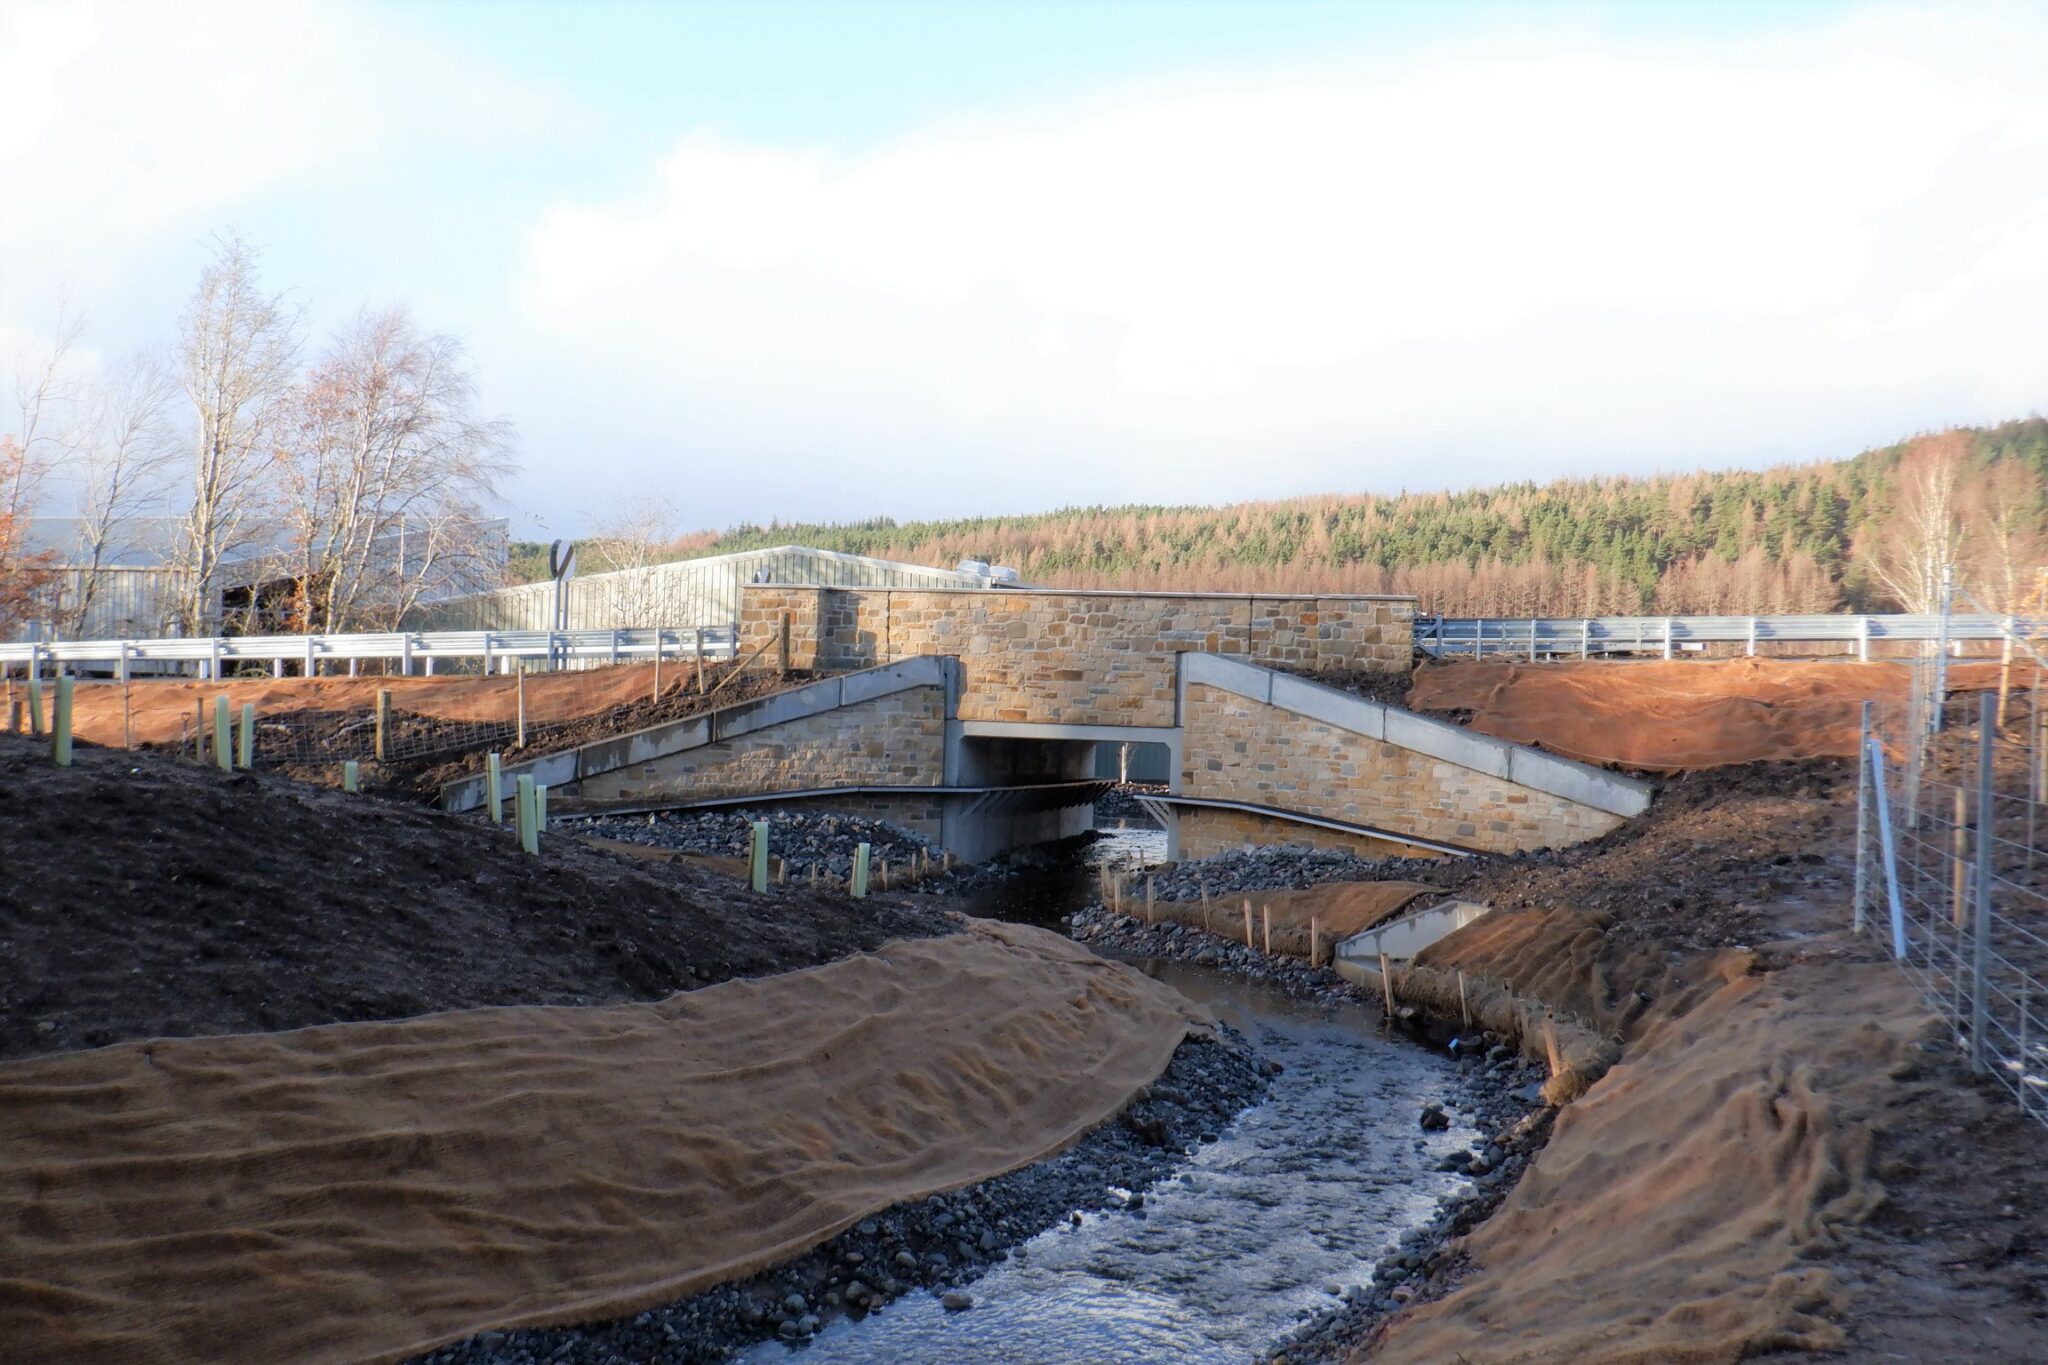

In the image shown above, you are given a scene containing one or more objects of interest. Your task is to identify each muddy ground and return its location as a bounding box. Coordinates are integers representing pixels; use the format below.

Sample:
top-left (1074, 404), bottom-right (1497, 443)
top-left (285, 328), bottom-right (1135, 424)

top-left (0, 732), bottom-right (953, 1061)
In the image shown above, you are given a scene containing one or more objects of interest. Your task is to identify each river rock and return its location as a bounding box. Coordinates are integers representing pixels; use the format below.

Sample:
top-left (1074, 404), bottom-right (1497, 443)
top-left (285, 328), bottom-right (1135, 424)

top-left (940, 1290), bottom-right (974, 1312)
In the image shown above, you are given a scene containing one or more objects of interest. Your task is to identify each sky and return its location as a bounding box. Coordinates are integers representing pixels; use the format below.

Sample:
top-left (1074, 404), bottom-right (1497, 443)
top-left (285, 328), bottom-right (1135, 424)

top-left (3, 0), bottom-right (2046, 539)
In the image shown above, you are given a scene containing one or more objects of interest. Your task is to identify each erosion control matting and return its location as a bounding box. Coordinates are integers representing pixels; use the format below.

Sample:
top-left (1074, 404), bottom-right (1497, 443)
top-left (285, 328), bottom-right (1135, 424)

top-left (1408, 657), bottom-right (2037, 772)
top-left (1367, 957), bottom-right (1930, 1365)
top-left (0, 921), bottom-right (1201, 1365)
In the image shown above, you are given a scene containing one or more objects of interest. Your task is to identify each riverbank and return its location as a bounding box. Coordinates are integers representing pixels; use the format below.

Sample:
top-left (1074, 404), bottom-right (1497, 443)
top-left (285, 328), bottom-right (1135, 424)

top-left (1096, 752), bottom-right (2048, 1362)
top-left (415, 1032), bottom-right (1269, 1364)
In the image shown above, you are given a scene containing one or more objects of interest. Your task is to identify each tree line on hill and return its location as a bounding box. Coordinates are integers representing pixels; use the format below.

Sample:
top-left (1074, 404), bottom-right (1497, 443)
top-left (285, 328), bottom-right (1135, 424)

top-left (538, 420), bottom-right (2046, 618)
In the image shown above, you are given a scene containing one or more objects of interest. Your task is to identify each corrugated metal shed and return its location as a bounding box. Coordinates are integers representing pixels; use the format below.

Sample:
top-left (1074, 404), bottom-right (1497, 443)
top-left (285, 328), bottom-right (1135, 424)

top-left (413, 545), bottom-right (991, 632)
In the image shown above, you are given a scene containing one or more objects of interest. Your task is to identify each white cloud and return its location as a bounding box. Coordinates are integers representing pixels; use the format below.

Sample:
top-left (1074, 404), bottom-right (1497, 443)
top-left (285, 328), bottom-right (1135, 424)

top-left (515, 2), bottom-right (2048, 520)
top-left (0, 0), bottom-right (543, 349)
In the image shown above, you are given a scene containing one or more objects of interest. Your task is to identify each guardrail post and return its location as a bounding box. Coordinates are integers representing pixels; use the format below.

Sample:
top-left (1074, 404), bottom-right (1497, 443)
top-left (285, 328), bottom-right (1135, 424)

top-left (1581, 619), bottom-right (1590, 658)
top-left (401, 634), bottom-right (414, 676)
top-left (1972, 692), bottom-right (1995, 1072)
top-left (305, 635), bottom-right (317, 678)
top-left (1663, 617), bottom-right (1674, 659)
top-left (1857, 616), bottom-right (1870, 663)
top-left (610, 629), bottom-right (620, 667)
top-left (1746, 617), bottom-right (1757, 657)
top-left (208, 638), bottom-right (221, 681)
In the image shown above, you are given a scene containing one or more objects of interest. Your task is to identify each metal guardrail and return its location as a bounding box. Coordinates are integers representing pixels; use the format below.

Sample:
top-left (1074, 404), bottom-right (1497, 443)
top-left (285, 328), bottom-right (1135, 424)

top-left (1415, 613), bottom-right (2044, 661)
top-left (0, 626), bottom-right (736, 678)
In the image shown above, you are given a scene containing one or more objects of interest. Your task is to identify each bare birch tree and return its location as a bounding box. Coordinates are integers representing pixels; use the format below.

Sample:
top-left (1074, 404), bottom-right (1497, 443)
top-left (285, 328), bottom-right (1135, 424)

top-left (274, 305), bottom-right (513, 632)
top-left (176, 232), bottom-right (301, 632)
top-left (1963, 459), bottom-right (2047, 616)
top-left (0, 314), bottom-right (82, 632)
top-left (65, 351), bottom-right (180, 633)
top-left (584, 496), bottom-right (681, 626)
top-left (1866, 431), bottom-right (1970, 614)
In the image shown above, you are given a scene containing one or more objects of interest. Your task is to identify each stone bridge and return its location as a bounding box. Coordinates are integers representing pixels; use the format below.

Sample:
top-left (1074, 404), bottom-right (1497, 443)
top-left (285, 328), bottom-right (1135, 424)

top-left (446, 586), bottom-right (1649, 862)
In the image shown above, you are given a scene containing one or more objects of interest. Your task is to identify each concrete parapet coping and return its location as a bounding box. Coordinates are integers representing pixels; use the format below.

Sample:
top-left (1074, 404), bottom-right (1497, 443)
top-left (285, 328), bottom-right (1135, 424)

top-left (1179, 652), bottom-right (1651, 819)
top-left (441, 656), bottom-right (955, 812)
top-left (751, 583), bottom-right (1417, 603)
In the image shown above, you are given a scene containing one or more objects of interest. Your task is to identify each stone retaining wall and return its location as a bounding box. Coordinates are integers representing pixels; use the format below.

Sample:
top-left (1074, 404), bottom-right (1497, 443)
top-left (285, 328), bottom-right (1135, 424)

top-left (564, 688), bottom-right (947, 807)
top-left (1179, 681), bottom-right (1627, 855)
top-left (1175, 807), bottom-right (1440, 862)
top-left (738, 587), bottom-right (1414, 728)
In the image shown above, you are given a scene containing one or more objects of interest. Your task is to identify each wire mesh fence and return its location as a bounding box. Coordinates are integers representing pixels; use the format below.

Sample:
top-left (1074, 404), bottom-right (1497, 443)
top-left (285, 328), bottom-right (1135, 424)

top-left (1858, 612), bottom-right (2048, 1128)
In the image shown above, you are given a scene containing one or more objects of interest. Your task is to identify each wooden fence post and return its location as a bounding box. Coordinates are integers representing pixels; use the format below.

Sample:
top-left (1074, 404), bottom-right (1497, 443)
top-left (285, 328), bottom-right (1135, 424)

top-left (375, 688), bottom-right (393, 762)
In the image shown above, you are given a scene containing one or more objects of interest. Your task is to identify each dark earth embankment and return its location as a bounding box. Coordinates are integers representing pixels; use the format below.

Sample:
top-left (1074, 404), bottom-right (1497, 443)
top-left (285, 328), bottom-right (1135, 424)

top-left (0, 731), bottom-right (954, 1060)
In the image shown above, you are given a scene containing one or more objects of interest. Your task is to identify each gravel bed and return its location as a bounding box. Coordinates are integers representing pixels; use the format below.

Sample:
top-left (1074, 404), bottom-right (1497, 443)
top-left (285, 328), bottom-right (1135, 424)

top-left (575, 808), bottom-right (945, 884)
top-left (1144, 845), bottom-right (1456, 902)
top-left (1067, 903), bottom-right (1555, 1365)
top-left (411, 1032), bottom-right (1270, 1365)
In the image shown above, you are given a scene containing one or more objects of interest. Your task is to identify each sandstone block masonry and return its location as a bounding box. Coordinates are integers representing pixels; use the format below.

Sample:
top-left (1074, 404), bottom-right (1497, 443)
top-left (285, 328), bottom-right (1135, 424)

top-left (565, 688), bottom-right (946, 807)
top-left (1178, 681), bottom-right (1627, 856)
top-left (738, 587), bottom-right (1415, 729)
top-left (1176, 806), bottom-right (1435, 863)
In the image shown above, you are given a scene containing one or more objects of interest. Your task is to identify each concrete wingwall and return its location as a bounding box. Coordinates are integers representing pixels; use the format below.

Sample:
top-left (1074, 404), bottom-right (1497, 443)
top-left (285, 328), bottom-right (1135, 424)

top-left (737, 586), bottom-right (1416, 728)
top-left (1174, 654), bottom-right (1650, 860)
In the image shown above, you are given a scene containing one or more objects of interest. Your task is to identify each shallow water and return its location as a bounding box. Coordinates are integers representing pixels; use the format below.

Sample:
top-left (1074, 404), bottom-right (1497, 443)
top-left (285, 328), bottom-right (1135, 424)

top-left (746, 830), bottom-right (1478, 1364)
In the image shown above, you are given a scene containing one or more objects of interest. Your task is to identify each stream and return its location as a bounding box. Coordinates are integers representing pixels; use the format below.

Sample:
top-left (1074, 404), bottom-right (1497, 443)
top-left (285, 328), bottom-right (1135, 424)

top-left (745, 826), bottom-right (1481, 1364)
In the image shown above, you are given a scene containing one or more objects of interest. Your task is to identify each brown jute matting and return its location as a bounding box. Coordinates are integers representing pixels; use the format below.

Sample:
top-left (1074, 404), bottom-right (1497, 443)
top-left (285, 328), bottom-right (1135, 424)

top-left (0, 920), bottom-right (1199, 1365)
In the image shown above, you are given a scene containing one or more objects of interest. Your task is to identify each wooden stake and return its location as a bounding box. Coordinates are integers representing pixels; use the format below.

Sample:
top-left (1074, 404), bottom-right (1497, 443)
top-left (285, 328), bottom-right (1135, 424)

top-left (375, 687), bottom-right (394, 762)
top-left (1311, 915), bottom-right (1320, 967)
top-left (1458, 971), bottom-right (1471, 1030)
top-left (237, 702), bottom-right (255, 769)
top-left (1242, 899), bottom-right (1253, 948)
top-left (1379, 952), bottom-right (1397, 1017)
top-left (1262, 905), bottom-right (1271, 955)
top-left (695, 630), bottom-right (707, 694)
top-left (778, 611), bottom-right (792, 677)
top-left (514, 671), bottom-right (526, 749)
top-left (1998, 632), bottom-right (2014, 729)
top-left (515, 774), bottom-right (538, 855)
top-left (1145, 876), bottom-right (1155, 925)
top-left (194, 698), bottom-right (205, 761)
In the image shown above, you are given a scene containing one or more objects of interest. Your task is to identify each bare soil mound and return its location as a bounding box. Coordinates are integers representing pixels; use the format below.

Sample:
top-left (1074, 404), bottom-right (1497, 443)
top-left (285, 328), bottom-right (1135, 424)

top-left (1408, 656), bottom-right (2035, 771)
top-left (1, 920), bottom-right (1197, 1365)
top-left (0, 733), bottom-right (954, 1061)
